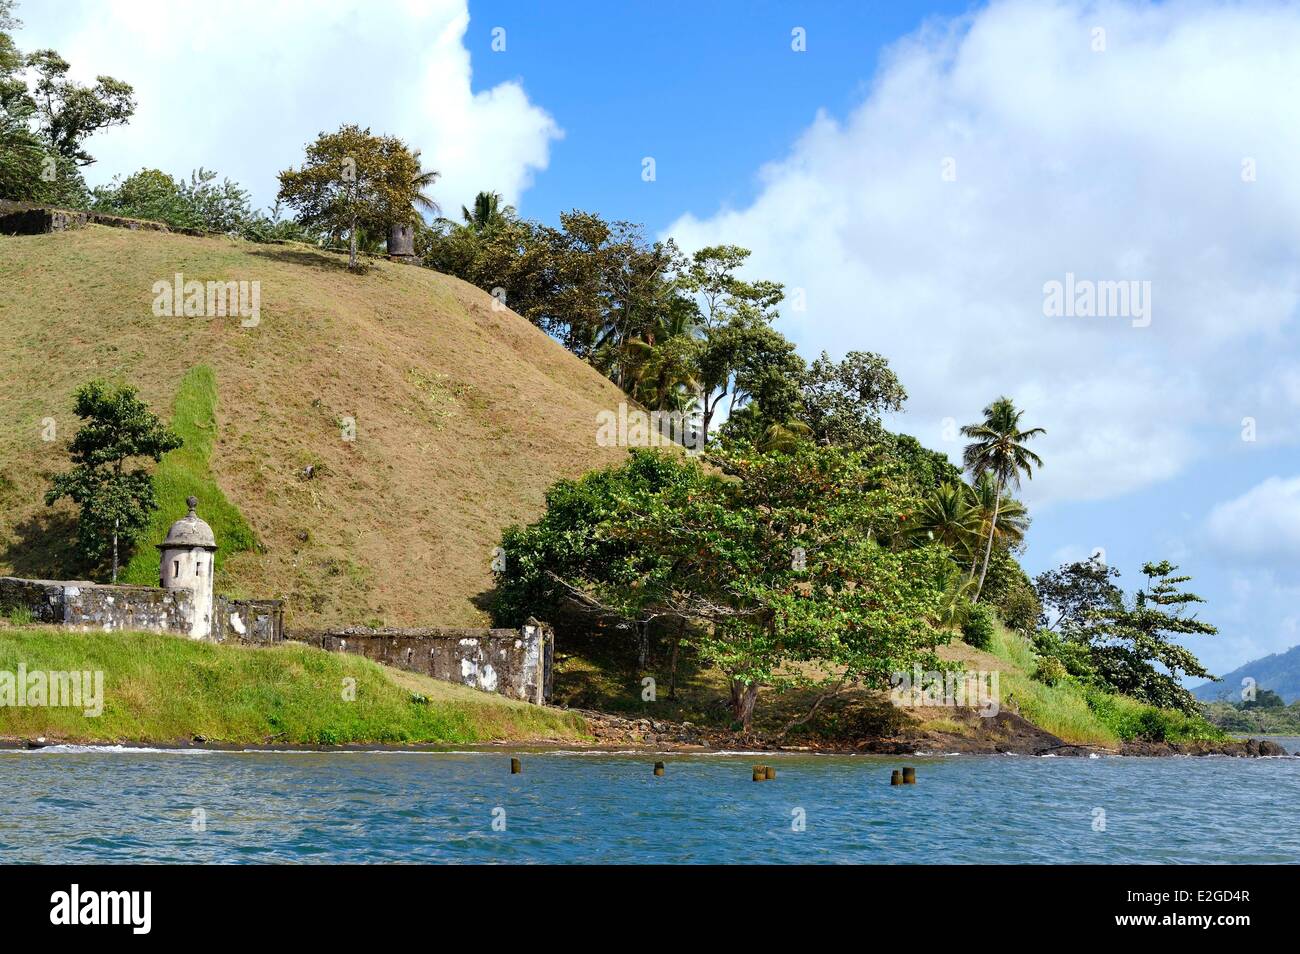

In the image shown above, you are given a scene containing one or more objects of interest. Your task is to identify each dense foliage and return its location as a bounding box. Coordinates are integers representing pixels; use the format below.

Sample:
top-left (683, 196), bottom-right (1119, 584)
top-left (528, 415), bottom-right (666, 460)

top-left (1034, 558), bottom-right (1218, 714)
top-left (0, 0), bottom-right (131, 205)
top-left (495, 447), bottom-right (954, 730)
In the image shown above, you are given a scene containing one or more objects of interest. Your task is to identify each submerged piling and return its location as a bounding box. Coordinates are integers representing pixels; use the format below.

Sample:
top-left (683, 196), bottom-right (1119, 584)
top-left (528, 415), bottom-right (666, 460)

top-left (890, 770), bottom-right (903, 785)
top-left (654, 761), bottom-right (665, 777)
top-left (903, 766), bottom-right (916, 784)
top-left (753, 765), bottom-right (766, 782)
top-left (510, 757), bottom-right (521, 774)
top-left (764, 766), bottom-right (776, 780)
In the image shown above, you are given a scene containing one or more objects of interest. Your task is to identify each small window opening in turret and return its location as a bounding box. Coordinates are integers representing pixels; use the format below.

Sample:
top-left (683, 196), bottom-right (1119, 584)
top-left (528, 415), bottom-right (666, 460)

top-left (173, 559), bottom-right (180, 577)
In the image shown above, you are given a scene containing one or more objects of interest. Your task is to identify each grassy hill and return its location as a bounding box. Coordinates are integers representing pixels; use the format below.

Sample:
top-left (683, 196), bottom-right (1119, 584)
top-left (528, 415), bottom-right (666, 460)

top-left (0, 226), bottom-right (630, 627)
top-left (0, 624), bottom-right (586, 745)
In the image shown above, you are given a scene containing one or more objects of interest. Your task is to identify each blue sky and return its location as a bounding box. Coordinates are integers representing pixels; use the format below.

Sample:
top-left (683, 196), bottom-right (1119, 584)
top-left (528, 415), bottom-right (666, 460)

top-left (15, 0), bottom-right (1300, 679)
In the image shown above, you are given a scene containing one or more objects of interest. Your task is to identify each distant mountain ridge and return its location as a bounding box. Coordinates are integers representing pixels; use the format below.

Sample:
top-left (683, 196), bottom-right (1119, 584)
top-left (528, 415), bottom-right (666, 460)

top-left (1192, 643), bottom-right (1300, 704)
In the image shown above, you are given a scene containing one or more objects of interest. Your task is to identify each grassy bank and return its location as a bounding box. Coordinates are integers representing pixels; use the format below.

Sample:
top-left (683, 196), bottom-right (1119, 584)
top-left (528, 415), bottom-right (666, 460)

top-left (0, 626), bottom-right (587, 746)
top-left (971, 623), bottom-right (1222, 746)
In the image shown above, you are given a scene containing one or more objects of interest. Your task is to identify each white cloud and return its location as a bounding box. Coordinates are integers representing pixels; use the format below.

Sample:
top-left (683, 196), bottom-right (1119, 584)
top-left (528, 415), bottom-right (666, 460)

top-left (666, 0), bottom-right (1300, 507)
top-left (17, 0), bottom-right (560, 215)
top-left (1206, 476), bottom-right (1300, 562)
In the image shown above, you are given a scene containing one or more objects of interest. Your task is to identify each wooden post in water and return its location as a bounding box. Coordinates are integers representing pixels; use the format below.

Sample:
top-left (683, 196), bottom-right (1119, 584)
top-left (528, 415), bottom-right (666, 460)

top-left (764, 766), bottom-right (776, 780)
top-left (902, 766), bottom-right (916, 784)
top-left (654, 761), bottom-right (665, 777)
top-left (890, 770), bottom-right (903, 785)
top-left (510, 757), bottom-right (521, 774)
top-left (753, 765), bottom-right (766, 782)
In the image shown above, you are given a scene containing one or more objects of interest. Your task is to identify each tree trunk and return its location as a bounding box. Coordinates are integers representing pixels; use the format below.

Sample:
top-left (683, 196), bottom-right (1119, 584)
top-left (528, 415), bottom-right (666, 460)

top-left (348, 217), bottom-right (358, 270)
top-left (730, 679), bottom-right (759, 731)
top-left (112, 517), bottom-right (119, 584)
top-left (636, 620), bottom-right (650, 670)
top-left (973, 480), bottom-right (1001, 603)
top-left (668, 622), bottom-right (682, 701)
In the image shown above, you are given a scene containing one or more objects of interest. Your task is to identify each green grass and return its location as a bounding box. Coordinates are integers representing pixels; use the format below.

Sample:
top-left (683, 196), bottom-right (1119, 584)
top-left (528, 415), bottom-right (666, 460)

top-left (982, 622), bottom-right (1223, 746)
top-left (0, 626), bottom-right (587, 745)
top-left (120, 364), bottom-right (256, 589)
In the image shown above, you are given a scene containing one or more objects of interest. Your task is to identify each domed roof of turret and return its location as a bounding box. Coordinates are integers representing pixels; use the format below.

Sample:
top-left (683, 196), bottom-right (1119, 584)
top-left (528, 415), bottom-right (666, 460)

top-left (158, 497), bottom-right (217, 550)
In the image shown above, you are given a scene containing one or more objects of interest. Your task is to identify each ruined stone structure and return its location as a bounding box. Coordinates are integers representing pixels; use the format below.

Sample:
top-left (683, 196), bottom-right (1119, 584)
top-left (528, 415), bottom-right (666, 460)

top-left (386, 221), bottom-right (417, 262)
top-left (0, 498), bottom-right (550, 702)
top-left (0, 498), bottom-right (282, 644)
top-left (293, 623), bottom-right (553, 704)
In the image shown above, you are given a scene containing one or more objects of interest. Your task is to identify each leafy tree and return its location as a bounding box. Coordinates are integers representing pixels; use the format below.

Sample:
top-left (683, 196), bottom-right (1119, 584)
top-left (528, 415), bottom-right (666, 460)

top-left (1084, 561), bottom-right (1217, 714)
top-left (90, 167), bottom-right (253, 232)
top-left (0, 3), bottom-right (88, 205)
top-left (25, 47), bottom-right (134, 166)
top-left (495, 447), bottom-right (949, 731)
top-left (796, 350), bottom-right (907, 449)
top-left (45, 381), bottom-right (182, 582)
top-left (887, 433), bottom-right (963, 490)
top-left (1035, 557), bottom-right (1123, 635)
top-left (960, 397), bottom-right (1044, 602)
top-left (679, 245), bottom-right (786, 438)
top-left (715, 325), bottom-right (806, 447)
top-left (277, 124), bottom-right (425, 269)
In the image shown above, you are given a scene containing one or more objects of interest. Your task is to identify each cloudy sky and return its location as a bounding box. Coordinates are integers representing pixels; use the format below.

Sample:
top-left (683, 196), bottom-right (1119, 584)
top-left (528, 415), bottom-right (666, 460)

top-left (15, 0), bottom-right (1300, 677)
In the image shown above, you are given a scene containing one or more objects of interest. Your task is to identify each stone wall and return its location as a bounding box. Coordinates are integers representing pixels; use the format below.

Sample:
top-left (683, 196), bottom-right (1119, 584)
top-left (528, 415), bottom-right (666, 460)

top-left (292, 622), bottom-right (553, 703)
top-left (214, 597), bottom-right (284, 644)
top-left (0, 577), bottom-right (283, 644)
top-left (0, 200), bottom-right (205, 236)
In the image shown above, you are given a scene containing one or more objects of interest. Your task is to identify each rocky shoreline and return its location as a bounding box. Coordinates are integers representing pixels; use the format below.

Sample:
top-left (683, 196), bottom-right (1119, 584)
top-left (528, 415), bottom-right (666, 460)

top-left (2, 709), bottom-right (1291, 757)
top-left (575, 709), bottom-right (1292, 758)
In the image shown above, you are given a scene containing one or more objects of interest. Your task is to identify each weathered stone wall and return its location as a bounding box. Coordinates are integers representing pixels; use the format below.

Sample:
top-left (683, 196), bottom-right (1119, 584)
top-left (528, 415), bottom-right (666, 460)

top-left (0, 577), bottom-right (283, 644)
top-left (0, 202), bottom-right (89, 235)
top-left (292, 622), bottom-right (553, 703)
top-left (0, 577), bottom-right (193, 634)
top-left (0, 200), bottom-right (205, 236)
top-left (214, 597), bottom-right (284, 644)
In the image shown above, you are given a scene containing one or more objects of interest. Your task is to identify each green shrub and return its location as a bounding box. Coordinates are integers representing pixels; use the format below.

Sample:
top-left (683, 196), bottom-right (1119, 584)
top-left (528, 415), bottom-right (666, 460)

top-left (961, 603), bottom-right (995, 650)
top-left (1084, 687), bottom-right (1224, 743)
top-left (1032, 629), bottom-right (1095, 681)
top-left (1033, 657), bottom-right (1067, 687)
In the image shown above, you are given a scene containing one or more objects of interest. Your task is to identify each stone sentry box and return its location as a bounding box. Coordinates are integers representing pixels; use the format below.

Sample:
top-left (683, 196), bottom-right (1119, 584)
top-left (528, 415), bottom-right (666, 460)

top-left (294, 623), bottom-right (554, 704)
top-left (0, 497), bottom-right (283, 643)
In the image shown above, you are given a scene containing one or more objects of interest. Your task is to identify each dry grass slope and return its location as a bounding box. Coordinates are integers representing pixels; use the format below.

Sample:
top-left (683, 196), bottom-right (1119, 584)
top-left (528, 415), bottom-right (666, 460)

top-left (0, 226), bottom-right (630, 626)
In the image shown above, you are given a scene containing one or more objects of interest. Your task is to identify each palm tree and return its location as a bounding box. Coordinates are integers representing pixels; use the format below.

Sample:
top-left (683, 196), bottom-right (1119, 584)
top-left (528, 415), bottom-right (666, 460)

top-left (408, 151), bottom-right (440, 219)
top-left (913, 482), bottom-right (982, 557)
top-left (460, 190), bottom-right (514, 233)
top-left (757, 420), bottom-right (813, 453)
top-left (960, 397), bottom-right (1044, 602)
top-left (966, 472), bottom-right (1029, 552)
